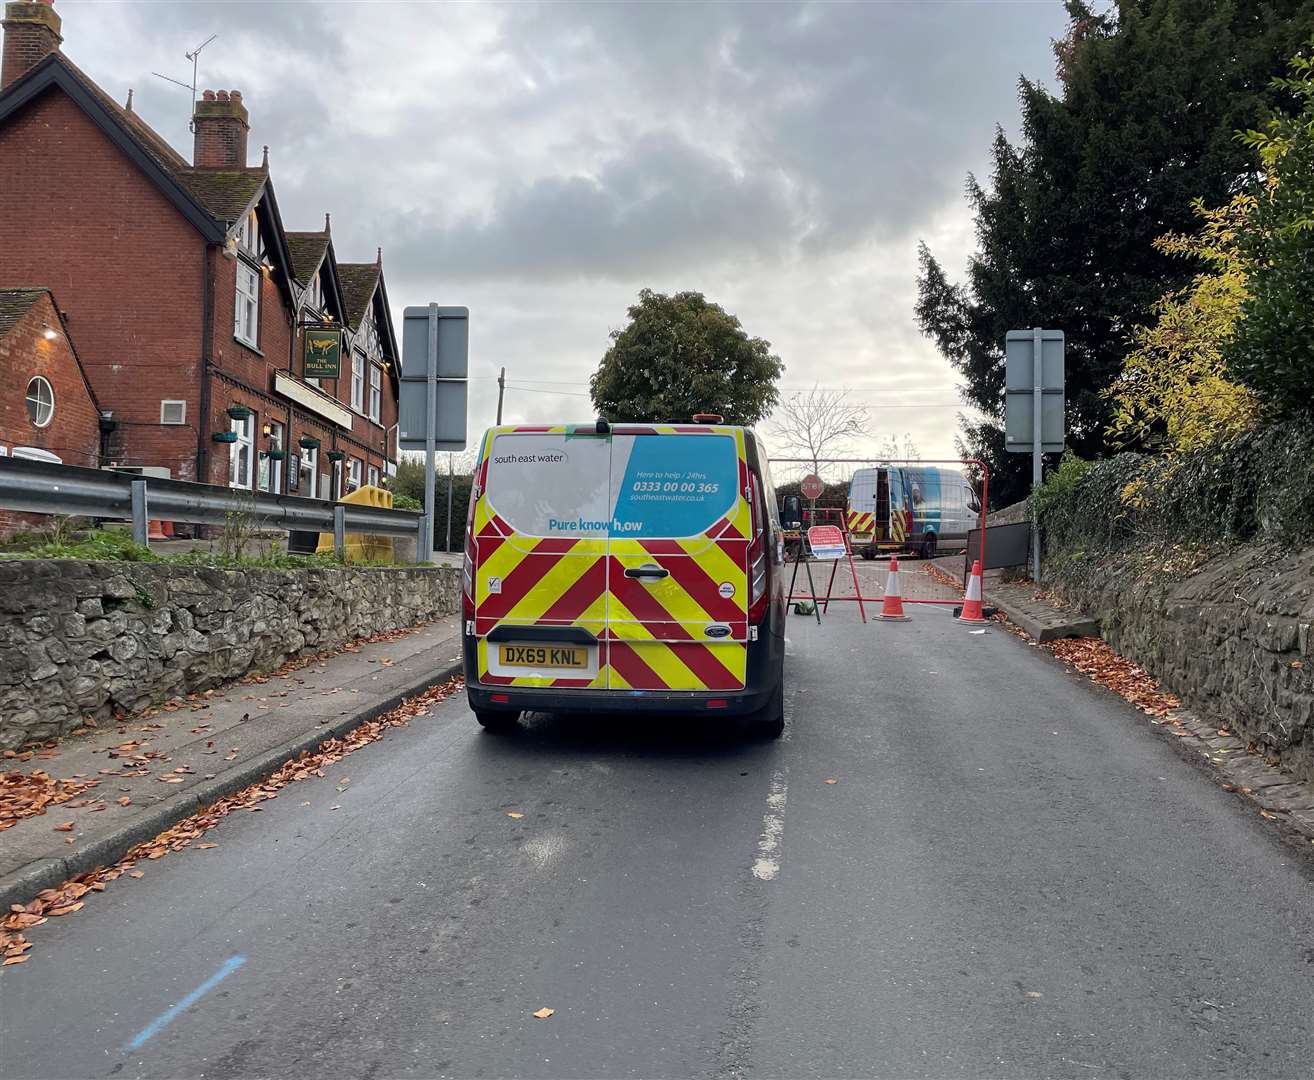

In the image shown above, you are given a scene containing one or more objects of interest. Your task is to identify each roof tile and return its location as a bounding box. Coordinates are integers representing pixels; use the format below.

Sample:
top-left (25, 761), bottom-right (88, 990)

top-left (0, 288), bottom-right (49, 339)
top-left (337, 264), bottom-right (380, 329)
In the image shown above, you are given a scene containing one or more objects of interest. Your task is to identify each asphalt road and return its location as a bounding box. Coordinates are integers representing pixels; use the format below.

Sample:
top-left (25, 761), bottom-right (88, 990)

top-left (3, 609), bottom-right (1314, 1080)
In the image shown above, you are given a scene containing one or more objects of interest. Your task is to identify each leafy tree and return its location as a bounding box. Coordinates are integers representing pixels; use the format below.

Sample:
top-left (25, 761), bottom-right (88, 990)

top-left (1228, 42), bottom-right (1314, 415)
top-left (916, 0), bottom-right (1314, 506)
top-left (590, 289), bottom-right (783, 425)
top-left (393, 454), bottom-right (475, 552)
top-left (1107, 195), bottom-right (1258, 452)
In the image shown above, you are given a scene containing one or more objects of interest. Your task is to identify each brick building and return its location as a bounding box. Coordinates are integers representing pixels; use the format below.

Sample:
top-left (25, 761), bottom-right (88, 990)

top-left (0, 0), bottom-right (400, 503)
top-left (0, 287), bottom-right (101, 534)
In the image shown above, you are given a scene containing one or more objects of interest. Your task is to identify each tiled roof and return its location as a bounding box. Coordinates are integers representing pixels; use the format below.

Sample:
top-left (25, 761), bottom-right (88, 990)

top-left (176, 168), bottom-right (267, 226)
top-left (337, 264), bottom-right (380, 329)
top-left (285, 231), bottom-right (330, 285)
top-left (44, 56), bottom-right (266, 228)
top-left (0, 288), bottom-right (48, 339)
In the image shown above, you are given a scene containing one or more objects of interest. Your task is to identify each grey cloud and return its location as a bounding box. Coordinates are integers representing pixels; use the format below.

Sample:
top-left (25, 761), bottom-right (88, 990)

top-left (56, 0), bottom-right (1066, 455)
top-left (385, 130), bottom-right (801, 281)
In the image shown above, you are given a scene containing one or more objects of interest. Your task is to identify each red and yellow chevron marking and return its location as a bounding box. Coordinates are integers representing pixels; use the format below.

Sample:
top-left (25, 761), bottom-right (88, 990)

top-left (846, 509), bottom-right (875, 537)
top-left (890, 508), bottom-right (913, 542)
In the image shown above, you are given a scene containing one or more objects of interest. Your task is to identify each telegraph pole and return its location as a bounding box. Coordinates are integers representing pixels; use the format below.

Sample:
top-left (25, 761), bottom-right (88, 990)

top-left (496, 366), bottom-right (505, 424)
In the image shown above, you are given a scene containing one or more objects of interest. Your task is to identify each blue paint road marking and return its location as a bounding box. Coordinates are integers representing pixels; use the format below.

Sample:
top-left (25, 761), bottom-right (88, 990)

top-left (124, 955), bottom-right (246, 1051)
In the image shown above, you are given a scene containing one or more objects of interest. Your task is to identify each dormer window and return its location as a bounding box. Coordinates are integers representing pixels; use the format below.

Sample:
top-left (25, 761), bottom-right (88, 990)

top-left (362, 307), bottom-right (381, 360)
top-left (305, 271), bottom-right (324, 316)
top-left (236, 209), bottom-right (263, 260)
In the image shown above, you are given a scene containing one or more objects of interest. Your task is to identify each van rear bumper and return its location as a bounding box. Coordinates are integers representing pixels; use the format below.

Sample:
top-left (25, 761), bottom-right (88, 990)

top-left (466, 682), bottom-right (773, 717)
top-left (463, 634), bottom-right (780, 717)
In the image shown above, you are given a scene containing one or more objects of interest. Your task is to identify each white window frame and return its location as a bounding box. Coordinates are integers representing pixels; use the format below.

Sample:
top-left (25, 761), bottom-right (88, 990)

top-left (305, 271), bottom-right (323, 315)
top-left (160, 399), bottom-right (186, 425)
top-left (347, 457), bottom-right (362, 493)
top-left (237, 210), bottom-right (263, 259)
top-left (369, 363), bottom-right (382, 422)
top-left (368, 464), bottom-right (380, 489)
top-left (300, 445), bottom-right (318, 499)
top-left (351, 349), bottom-right (366, 413)
top-left (235, 262), bottom-right (260, 347)
top-left (25, 377), bottom-right (54, 428)
top-left (228, 413), bottom-right (254, 489)
top-left (259, 421), bottom-right (284, 494)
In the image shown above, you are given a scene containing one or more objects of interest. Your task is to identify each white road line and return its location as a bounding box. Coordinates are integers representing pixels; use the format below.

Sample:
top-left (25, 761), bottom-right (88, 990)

top-left (751, 768), bottom-right (789, 881)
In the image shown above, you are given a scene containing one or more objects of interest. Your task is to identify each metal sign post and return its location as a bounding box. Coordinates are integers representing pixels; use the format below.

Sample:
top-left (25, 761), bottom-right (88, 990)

top-left (423, 304), bottom-right (439, 562)
top-left (1004, 328), bottom-right (1065, 584)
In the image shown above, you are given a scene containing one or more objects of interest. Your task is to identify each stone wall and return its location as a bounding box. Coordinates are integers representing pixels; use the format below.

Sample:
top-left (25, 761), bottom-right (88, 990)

top-left (0, 560), bottom-right (461, 749)
top-left (1048, 545), bottom-right (1314, 785)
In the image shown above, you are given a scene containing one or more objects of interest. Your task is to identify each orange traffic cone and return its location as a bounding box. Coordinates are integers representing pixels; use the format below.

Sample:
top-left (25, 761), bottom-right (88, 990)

top-left (877, 555), bottom-right (911, 621)
top-left (147, 519), bottom-right (167, 541)
top-left (958, 559), bottom-right (988, 624)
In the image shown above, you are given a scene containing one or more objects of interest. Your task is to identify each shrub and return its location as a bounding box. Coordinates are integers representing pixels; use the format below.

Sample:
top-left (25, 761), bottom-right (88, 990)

top-left (1034, 421), bottom-right (1314, 555)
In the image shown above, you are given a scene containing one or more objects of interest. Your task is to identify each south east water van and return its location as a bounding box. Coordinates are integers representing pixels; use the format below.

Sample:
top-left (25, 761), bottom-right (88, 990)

top-left (461, 419), bottom-right (787, 737)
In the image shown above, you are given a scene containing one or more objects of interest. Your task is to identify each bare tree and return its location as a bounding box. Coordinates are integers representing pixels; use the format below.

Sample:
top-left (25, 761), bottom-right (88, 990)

top-left (877, 432), bottom-right (921, 461)
top-left (768, 384), bottom-right (867, 479)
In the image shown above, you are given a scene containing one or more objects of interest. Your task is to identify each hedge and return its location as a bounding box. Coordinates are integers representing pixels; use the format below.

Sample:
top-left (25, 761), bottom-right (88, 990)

top-left (1033, 421), bottom-right (1314, 555)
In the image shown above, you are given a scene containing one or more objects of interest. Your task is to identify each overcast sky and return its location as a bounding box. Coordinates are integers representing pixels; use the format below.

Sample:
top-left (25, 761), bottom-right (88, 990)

top-left (61, 0), bottom-right (1068, 469)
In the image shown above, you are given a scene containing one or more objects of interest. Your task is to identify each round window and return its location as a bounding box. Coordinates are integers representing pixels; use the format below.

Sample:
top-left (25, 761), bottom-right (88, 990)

top-left (25, 377), bottom-right (54, 428)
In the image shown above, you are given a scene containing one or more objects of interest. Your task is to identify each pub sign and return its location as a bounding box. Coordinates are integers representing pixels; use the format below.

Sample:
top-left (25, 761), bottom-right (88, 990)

top-left (303, 328), bottom-right (343, 379)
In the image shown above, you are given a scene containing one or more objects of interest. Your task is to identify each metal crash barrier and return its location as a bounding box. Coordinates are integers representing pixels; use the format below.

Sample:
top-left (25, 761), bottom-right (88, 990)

top-left (0, 456), bottom-right (427, 562)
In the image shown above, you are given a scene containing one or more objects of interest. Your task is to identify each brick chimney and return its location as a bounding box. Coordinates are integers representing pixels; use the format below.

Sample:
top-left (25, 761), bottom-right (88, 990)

top-left (1, 0), bottom-right (62, 90)
top-left (192, 89), bottom-right (249, 168)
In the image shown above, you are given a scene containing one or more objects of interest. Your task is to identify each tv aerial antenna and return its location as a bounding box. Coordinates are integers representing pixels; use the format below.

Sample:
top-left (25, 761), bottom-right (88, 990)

top-left (151, 33), bottom-right (217, 131)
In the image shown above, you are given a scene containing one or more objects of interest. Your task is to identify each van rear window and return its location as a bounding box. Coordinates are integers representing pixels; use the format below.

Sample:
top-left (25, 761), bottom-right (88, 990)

top-left (486, 432), bottom-right (739, 539)
top-left (486, 433), bottom-right (612, 538)
top-left (610, 434), bottom-right (738, 537)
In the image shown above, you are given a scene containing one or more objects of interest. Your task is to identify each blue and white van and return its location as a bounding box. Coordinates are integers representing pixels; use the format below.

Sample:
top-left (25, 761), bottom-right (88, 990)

top-left (846, 466), bottom-right (980, 559)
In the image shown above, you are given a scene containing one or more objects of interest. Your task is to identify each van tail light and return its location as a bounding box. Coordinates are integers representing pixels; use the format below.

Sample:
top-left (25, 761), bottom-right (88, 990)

top-left (748, 537), bottom-right (768, 624)
top-left (462, 479), bottom-right (480, 620)
top-left (461, 548), bottom-right (475, 619)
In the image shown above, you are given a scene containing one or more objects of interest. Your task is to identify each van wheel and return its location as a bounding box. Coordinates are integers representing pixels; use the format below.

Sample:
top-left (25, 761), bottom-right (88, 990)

top-left (751, 680), bottom-right (785, 740)
top-left (475, 708), bottom-right (519, 734)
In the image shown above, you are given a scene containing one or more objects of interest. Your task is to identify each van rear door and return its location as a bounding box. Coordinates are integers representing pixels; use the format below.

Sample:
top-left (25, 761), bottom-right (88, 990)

top-left (474, 429), bottom-right (611, 689)
top-left (605, 430), bottom-right (750, 692)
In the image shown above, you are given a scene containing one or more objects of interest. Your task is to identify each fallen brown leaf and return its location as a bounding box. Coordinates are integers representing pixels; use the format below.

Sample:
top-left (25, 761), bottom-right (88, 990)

top-left (52, 822), bottom-right (74, 832)
top-left (46, 902), bottom-right (83, 917)
top-left (532, 1008), bottom-right (554, 1019)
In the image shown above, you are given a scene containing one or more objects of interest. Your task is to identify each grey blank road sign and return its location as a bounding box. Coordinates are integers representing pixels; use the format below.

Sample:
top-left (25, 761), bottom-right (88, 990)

top-left (399, 380), bottom-right (467, 452)
top-left (1004, 329), bottom-right (1065, 453)
top-left (399, 305), bottom-right (469, 451)
top-left (401, 306), bottom-right (469, 380)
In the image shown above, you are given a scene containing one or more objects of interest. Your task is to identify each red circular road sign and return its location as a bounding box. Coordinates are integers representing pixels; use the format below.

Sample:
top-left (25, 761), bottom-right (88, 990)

top-left (800, 473), bottom-right (825, 500)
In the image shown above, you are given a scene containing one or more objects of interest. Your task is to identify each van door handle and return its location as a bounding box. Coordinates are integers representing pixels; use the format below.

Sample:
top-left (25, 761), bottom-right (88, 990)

top-left (624, 564), bottom-right (669, 580)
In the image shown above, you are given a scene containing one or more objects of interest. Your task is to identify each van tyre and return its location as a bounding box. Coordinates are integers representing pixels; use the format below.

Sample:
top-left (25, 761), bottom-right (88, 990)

top-left (751, 680), bottom-right (785, 740)
top-left (474, 708), bottom-right (520, 734)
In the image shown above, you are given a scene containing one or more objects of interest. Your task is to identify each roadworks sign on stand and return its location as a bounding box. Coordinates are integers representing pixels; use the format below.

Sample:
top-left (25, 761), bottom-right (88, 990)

top-left (786, 521), bottom-right (868, 623)
top-left (807, 524), bottom-right (846, 561)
